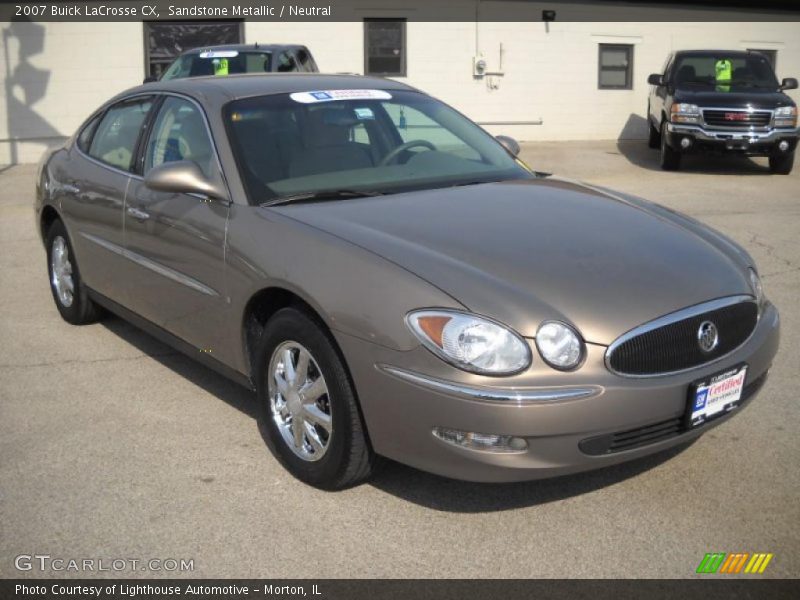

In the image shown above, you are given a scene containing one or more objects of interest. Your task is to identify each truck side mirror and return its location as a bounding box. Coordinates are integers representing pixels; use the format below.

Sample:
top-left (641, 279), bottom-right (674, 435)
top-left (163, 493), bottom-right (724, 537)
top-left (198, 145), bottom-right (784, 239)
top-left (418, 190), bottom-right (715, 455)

top-left (647, 73), bottom-right (664, 86)
top-left (780, 77), bottom-right (798, 90)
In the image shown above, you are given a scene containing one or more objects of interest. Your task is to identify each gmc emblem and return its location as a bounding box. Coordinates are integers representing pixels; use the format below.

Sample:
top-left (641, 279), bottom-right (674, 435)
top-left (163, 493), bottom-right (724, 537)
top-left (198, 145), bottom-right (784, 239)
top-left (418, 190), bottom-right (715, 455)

top-left (724, 112), bottom-right (749, 121)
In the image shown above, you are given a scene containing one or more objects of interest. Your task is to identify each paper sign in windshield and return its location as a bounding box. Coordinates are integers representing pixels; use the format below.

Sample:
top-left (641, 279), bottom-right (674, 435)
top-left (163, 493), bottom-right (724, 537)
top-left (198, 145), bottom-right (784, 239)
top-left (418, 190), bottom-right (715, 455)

top-left (199, 51), bottom-right (239, 59)
top-left (290, 90), bottom-right (393, 104)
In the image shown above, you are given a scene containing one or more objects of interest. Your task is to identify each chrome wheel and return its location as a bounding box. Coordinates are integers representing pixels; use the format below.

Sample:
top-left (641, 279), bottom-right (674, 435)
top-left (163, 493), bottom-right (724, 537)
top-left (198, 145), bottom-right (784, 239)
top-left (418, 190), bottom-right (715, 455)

top-left (50, 236), bottom-right (74, 308)
top-left (268, 341), bottom-right (332, 461)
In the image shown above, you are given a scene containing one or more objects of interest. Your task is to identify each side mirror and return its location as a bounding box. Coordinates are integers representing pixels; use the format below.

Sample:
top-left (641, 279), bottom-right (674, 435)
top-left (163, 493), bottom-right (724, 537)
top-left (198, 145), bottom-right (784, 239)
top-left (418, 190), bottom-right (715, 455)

top-left (142, 76), bottom-right (158, 84)
top-left (647, 73), bottom-right (664, 86)
top-left (780, 77), bottom-right (798, 90)
top-left (496, 135), bottom-right (520, 157)
top-left (144, 161), bottom-right (228, 201)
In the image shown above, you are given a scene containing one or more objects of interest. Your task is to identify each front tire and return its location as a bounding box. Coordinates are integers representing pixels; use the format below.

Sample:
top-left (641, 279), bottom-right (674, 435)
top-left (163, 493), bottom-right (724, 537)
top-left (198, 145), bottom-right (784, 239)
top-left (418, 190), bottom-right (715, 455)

top-left (45, 219), bottom-right (101, 325)
top-left (255, 307), bottom-right (377, 489)
top-left (769, 152), bottom-right (794, 175)
top-left (660, 121), bottom-right (681, 171)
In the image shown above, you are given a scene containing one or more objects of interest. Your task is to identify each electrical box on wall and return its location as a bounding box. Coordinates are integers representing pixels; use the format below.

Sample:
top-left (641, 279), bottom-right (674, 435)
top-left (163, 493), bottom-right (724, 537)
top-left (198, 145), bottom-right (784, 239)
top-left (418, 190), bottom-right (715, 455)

top-left (473, 56), bottom-right (487, 77)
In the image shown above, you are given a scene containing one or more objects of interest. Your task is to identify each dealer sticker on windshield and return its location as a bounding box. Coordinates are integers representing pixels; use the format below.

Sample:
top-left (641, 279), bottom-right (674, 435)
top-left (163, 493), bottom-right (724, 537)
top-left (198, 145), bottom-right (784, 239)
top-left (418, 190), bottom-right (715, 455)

top-left (687, 364), bottom-right (747, 428)
top-left (199, 50), bottom-right (239, 59)
top-left (289, 89), bottom-right (393, 104)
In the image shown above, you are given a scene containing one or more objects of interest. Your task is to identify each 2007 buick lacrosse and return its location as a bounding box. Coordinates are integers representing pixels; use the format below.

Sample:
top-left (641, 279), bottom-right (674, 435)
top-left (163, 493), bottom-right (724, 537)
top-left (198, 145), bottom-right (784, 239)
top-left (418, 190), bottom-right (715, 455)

top-left (35, 74), bottom-right (779, 489)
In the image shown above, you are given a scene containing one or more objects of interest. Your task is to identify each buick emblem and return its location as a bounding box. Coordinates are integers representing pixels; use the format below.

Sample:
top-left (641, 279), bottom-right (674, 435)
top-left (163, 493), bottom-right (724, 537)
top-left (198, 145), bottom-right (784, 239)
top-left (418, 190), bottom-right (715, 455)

top-left (697, 321), bottom-right (719, 353)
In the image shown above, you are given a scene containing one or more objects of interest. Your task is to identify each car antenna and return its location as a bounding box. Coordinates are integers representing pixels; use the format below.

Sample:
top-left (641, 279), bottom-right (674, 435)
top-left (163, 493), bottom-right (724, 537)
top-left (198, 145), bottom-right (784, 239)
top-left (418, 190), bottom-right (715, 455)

top-left (254, 42), bottom-right (259, 49)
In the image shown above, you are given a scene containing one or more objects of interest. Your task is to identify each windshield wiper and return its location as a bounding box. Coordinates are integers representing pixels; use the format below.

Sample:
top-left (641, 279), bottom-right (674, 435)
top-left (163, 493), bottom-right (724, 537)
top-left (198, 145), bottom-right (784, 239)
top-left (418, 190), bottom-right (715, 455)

top-left (261, 189), bottom-right (386, 207)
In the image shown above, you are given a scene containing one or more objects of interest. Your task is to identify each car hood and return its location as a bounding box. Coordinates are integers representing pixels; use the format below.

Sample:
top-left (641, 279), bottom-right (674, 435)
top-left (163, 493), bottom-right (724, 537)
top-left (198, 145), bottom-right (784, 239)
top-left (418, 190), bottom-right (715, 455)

top-left (674, 88), bottom-right (793, 109)
top-left (270, 178), bottom-right (754, 345)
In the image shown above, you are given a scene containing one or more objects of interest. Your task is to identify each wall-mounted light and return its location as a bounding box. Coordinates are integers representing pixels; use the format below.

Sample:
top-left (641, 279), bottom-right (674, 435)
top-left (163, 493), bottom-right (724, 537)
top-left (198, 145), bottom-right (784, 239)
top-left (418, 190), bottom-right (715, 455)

top-left (542, 10), bottom-right (556, 22)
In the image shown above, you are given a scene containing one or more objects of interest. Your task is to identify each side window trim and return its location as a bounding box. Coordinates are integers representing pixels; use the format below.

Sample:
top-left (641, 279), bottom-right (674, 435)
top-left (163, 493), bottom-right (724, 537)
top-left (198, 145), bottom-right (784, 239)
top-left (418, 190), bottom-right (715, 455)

top-left (132, 95), bottom-right (166, 176)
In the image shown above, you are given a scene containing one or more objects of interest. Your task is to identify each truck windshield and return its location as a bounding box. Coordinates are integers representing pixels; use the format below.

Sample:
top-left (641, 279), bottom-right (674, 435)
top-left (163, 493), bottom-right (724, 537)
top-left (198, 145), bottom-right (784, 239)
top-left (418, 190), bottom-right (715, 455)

top-left (224, 89), bottom-right (533, 203)
top-left (162, 51), bottom-right (274, 80)
top-left (672, 53), bottom-right (779, 90)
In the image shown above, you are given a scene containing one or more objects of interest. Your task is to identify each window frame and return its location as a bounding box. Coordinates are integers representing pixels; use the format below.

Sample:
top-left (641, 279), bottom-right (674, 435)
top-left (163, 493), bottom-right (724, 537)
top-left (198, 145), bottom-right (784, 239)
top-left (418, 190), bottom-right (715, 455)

top-left (598, 43), bottom-right (634, 90)
top-left (363, 18), bottom-right (407, 77)
top-left (84, 96), bottom-right (156, 174)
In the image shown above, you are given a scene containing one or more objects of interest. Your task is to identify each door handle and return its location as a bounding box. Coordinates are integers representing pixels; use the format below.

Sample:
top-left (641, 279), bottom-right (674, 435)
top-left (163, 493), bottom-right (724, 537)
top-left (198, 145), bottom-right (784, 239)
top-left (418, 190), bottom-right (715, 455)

top-left (62, 182), bottom-right (80, 194)
top-left (126, 206), bottom-right (150, 221)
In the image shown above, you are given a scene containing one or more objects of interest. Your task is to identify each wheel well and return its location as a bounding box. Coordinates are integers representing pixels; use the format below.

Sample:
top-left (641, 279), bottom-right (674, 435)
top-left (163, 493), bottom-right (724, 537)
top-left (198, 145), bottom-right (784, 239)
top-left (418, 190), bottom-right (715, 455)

top-left (242, 287), bottom-right (329, 378)
top-left (40, 205), bottom-right (60, 241)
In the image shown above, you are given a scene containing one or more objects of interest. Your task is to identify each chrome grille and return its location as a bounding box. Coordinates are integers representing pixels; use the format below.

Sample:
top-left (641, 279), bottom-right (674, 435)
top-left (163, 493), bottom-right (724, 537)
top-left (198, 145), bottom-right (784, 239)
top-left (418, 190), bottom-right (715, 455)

top-left (702, 109), bottom-right (771, 130)
top-left (607, 297), bottom-right (758, 377)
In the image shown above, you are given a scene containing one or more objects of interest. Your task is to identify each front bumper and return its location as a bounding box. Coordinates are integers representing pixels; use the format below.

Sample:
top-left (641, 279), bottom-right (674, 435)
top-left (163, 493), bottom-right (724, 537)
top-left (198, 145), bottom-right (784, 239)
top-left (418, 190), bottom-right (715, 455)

top-left (335, 303), bottom-right (780, 483)
top-left (666, 123), bottom-right (798, 155)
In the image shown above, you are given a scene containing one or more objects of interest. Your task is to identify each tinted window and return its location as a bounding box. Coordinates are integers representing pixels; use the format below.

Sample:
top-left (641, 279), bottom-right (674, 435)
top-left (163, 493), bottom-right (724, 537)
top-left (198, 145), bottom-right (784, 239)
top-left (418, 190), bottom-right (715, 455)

top-left (77, 113), bottom-right (102, 153)
top-left (276, 51), bottom-right (298, 72)
top-left (225, 90), bottom-right (531, 203)
top-left (144, 97), bottom-right (215, 178)
top-left (162, 51), bottom-right (274, 80)
top-left (295, 49), bottom-right (315, 72)
top-left (364, 19), bottom-right (406, 76)
top-left (88, 98), bottom-right (153, 171)
top-left (672, 53), bottom-right (778, 89)
top-left (599, 44), bottom-right (633, 90)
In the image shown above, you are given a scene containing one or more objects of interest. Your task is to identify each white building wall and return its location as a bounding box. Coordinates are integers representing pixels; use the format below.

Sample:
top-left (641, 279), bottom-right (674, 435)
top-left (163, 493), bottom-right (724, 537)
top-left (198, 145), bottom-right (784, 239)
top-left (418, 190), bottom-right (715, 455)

top-left (2, 17), bottom-right (800, 163)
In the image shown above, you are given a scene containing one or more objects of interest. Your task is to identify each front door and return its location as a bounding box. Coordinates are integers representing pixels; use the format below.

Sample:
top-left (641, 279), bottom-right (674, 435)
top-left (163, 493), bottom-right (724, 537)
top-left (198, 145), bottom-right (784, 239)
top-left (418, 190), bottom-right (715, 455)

top-left (124, 95), bottom-right (230, 355)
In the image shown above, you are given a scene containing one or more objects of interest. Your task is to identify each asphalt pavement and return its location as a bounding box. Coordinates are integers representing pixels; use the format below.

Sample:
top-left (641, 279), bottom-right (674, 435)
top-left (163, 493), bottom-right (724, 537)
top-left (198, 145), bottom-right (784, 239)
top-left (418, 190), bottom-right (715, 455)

top-left (1, 142), bottom-right (798, 578)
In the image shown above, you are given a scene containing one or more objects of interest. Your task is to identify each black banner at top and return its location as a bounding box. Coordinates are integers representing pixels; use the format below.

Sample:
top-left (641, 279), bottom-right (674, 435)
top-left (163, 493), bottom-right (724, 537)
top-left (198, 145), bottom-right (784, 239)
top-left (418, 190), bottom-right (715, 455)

top-left (2, 0), bottom-right (800, 22)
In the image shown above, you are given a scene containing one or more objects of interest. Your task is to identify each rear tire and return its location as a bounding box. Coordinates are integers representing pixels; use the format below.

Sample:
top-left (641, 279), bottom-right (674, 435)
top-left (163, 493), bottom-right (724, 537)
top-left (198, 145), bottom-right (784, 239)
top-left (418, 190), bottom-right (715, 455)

top-left (647, 114), bottom-right (660, 149)
top-left (255, 307), bottom-right (378, 490)
top-left (769, 152), bottom-right (794, 175)
top-left (45, 219), bottom-right (101, 325)
top-left (660, 122), bottom-right (681, 171)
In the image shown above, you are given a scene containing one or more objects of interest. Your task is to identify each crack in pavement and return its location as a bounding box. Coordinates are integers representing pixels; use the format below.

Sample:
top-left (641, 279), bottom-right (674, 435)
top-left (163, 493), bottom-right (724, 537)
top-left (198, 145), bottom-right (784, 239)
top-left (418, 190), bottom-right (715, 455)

top-left (748, 233), bottom-right (798, 273)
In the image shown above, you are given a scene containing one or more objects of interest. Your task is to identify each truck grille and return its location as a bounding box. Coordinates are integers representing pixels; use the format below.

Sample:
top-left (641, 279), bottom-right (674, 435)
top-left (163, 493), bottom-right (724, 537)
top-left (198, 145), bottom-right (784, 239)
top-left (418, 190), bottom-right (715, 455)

top-left (578, 371), bottom-right (768, 456)
top-left (702, 109), bottom-right (771, 129)
top-left (607, 298), bottom-right (758, 376)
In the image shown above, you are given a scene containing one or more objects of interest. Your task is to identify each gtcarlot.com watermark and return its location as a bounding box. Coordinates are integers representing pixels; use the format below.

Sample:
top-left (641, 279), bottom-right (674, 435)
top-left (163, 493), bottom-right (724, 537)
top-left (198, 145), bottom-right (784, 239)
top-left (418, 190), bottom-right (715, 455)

top-left (15, 554), bottom-right (194, 573)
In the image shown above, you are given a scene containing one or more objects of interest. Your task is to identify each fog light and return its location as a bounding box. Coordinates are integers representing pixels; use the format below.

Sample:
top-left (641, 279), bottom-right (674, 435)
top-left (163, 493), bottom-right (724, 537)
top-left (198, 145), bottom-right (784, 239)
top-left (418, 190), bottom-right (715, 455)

top-left (778, 140), bottom-right (790, 152)
top-left (680, 137), bottom-right (692, 150)
top-left (433, 427), bottom-right (528, 453)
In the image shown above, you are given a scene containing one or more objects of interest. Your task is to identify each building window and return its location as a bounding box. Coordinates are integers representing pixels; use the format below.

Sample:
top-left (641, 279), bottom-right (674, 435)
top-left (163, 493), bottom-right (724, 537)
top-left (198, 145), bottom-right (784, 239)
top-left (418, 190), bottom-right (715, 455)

top-left (364, 19), bottom-right (406, 77)
top-left (598, 44), bottom-right (633, 90)
top-left (747, 49), bottom-right (777, 70)
top-left (143, 21), bottom-right (243, 80)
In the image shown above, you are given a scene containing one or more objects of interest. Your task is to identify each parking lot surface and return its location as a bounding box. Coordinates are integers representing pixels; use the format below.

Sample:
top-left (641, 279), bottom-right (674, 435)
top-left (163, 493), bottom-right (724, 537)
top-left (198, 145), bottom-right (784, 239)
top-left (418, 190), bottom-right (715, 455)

top-left (1, 141), bottom-right (798, 578)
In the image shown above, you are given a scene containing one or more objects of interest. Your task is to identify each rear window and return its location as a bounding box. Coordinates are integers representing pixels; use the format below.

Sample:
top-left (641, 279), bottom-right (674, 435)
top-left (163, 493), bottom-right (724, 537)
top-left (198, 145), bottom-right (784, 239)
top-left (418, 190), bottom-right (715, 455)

top-left (162, 51), bottom-right (274, 80)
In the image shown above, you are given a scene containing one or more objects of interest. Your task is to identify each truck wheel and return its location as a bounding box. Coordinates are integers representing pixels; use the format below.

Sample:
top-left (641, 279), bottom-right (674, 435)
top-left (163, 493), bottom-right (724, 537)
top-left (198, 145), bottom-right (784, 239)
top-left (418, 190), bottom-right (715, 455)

top-left (648, 116), bottom-right (660, 149)
top-left (769, 152), bottom-right (794, 175)
top-left (660, 122), bottom-right (681, 171)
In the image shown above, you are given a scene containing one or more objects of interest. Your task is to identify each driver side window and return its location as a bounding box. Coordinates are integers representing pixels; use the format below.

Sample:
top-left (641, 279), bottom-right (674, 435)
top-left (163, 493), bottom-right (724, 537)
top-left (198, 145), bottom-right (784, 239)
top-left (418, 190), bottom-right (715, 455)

top-left (144, 97), bottom-right (215, 178)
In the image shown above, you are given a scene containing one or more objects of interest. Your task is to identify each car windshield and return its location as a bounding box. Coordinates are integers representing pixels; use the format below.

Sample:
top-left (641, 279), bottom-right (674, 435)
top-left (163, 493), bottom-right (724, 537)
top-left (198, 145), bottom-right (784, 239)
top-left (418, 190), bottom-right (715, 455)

top-left (224, 89), bottom-right (533, 203)
top-left (672, 53), bottom-right (779, 90)
top-left (162, 51), bottom-right (273, 80)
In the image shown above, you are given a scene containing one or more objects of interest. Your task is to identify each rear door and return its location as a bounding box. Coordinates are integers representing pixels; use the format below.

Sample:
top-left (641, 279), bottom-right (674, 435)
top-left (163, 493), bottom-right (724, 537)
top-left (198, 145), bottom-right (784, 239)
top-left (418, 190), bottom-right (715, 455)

top-left (62, 95), bottom-right (154, 304)
top-left (123, 95), bottom-right (230, 353)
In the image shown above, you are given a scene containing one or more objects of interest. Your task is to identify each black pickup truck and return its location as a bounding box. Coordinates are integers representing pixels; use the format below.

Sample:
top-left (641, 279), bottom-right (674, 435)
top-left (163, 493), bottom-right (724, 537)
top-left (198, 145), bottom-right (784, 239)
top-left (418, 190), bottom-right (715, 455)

top-left (647, 50), bottom-right (798, 174)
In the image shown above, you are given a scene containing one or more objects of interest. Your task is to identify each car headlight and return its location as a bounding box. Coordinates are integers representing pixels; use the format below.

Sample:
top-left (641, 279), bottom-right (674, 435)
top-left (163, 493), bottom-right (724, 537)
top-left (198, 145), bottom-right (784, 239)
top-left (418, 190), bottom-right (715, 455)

top-left (535, 321), bottom-right (585, 370)
top-left (749, 268), bottom-right (765, 309)
top-left (774, 105), bottom-right (797, 128)
top-left (406, 310), bottom-right (531, 375)
top-left (671, 103), bottom-right (701, 124)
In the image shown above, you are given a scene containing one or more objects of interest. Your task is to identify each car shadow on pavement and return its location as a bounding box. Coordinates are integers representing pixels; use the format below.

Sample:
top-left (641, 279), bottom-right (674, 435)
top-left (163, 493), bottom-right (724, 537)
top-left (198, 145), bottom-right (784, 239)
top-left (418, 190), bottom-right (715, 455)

top-left (615, 113), bottom-right (770, 175)
top-left (101, 316), bottom-right (258, 419)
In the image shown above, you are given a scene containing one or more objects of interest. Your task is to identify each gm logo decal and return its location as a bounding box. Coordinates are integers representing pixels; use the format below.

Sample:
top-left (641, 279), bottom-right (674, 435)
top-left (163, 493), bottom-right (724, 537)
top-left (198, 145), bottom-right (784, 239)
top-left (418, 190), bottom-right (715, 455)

top-left (696, 552), bottom-right (774, 574)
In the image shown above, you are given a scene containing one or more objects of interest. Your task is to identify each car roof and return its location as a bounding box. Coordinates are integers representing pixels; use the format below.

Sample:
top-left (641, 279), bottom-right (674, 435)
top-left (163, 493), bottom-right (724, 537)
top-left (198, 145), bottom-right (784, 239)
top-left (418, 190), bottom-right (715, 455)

top-left (180, 43), bottom-right (308, 55)
top-left (112, 73), bottom-right (420, 106)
